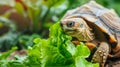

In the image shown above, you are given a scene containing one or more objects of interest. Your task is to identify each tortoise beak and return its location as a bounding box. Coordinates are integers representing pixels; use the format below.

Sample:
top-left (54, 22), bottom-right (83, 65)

top-left (65, 29), bottom-right (77, 32)
top-left (60, 22), bottom-right (63, 27)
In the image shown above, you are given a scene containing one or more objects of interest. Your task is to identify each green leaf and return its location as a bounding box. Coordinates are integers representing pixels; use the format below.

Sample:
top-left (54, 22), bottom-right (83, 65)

top-left (33, 22), bottom-right (98, 67)
top-left (0, 23), bottom-right (99, 67)
top-left (27, 6), bottom-right (41, 21)
top-left (74, 42), bottom-right (90, 58)
top-left (0, 22), bottom-right (3, 28)
top-left (19, 34), bottom-right (41, 48)
top-left (1, 11), bottom-right (11, 18)
top-left (42, 0), bottom-right (65, 7)
top-left (34, 38), bottom-right (41, 44)
top-left (27, 6), bottom-right (41, 32)
top-left (14, 2), bottom-right (24, 16)
top-left (0, 47), bottom-right (17, 60)
top-left (7, 61), bottom-right (25, 67)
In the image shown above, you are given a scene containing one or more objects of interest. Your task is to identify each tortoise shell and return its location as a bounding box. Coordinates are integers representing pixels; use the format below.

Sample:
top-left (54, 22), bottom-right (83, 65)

top-left (61, 1), bottom-right (120, 67)
top-left (61, 1), bottom-right (120, 50)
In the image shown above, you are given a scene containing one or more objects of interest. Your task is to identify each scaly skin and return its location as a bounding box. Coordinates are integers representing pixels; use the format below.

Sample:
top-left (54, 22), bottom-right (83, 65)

top-left (61, 1), bottom-right (120, 67)
top-left (91, 42), bottom-right (110, 67)
top-left (61, 17), bottom-right (110, 67)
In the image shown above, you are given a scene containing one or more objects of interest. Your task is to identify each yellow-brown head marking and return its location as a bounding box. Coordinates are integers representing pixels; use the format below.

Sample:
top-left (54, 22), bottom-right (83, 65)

top-left (61, 18), bottom-right (94, 41)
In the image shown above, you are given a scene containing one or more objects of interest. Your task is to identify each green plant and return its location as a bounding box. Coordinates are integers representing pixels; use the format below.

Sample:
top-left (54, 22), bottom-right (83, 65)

top-left (13, 0), bottom-right (68, 33)
top-left (0, 0), bottom-right (68, 51)
top-left (0, 17), bottom-right (19, 51)
top-left (0, 23), bottom-right (99, 67)
top-left (18, 34), bottom-right (41, 48)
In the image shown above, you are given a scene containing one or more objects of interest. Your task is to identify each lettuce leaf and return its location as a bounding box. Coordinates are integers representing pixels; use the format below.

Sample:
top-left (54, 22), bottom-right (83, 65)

top-left (32, 22), bottom-right (99, 67)
top-left (0, 22), bottom-right (99, 67)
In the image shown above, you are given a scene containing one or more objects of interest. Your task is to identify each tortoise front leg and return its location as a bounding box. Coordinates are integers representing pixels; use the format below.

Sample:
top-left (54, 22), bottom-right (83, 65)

top-left (91, 42), bottom-right (110, 67)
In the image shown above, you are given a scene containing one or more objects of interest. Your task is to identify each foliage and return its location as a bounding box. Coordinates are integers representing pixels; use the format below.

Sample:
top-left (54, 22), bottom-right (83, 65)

top-left (0, 1), bottom-right (119, 67)
top-left (11, 0), bottom-right (67, 33)
top-left (18, 34), bottom-right (41, 48)
top-left (0, 47), bottom-right (17, 60)
top-left (0, 17), bottom-right (19, 51)
top-left (0, 0), bottom-right (68, 51)
top-left (0, 0), bottom-right (120, 32)
top-left (0, 0), bottom-right (120, 66)
top-left (0, 23), bottom-right (99, 67)
top-left (95, 0), bottom-right (120, 15)
top-left (0, 0), bottom-right (120, 51)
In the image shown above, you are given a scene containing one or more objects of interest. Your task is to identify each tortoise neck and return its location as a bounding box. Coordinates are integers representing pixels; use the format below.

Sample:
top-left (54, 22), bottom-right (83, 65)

top-left (76, 27), bottom-right (94, 41)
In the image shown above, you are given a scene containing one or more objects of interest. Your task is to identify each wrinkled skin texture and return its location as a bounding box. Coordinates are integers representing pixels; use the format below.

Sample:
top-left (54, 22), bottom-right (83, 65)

top-left (61, 17), bottom-right (110, 67)
top-left (61, 18), bottom-right (94, 41)
top-left (61, 1), bottom-right (120, 67)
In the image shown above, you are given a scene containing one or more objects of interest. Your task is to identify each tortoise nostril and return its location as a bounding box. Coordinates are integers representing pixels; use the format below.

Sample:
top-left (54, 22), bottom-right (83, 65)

top-left (67, 21), bottom-right (75, 27)
top-left (80, 24), bottom-right (84, 28)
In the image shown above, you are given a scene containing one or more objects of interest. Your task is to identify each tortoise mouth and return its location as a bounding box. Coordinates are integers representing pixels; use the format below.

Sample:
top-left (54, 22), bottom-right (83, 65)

top-left (65, 29), bottom-right (77, 32)
top-left (64, 29), bottom-right (78, 38)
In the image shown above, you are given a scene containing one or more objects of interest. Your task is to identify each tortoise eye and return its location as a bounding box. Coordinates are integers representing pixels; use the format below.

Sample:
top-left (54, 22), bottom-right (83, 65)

top-left (67, 21), bottom-right (75, 27)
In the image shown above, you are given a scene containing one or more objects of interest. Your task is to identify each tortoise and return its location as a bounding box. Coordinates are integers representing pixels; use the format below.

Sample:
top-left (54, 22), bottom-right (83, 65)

top-left (60, 1), bottom-right (120, 67)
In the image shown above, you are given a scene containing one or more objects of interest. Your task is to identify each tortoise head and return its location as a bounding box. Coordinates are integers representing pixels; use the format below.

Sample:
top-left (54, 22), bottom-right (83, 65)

top-left (61, 18), bottom-right (94, 41)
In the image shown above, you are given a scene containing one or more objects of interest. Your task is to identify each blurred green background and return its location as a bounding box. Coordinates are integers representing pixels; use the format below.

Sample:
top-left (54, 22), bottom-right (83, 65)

top-left (0, 0), bottom-right (120, 52)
